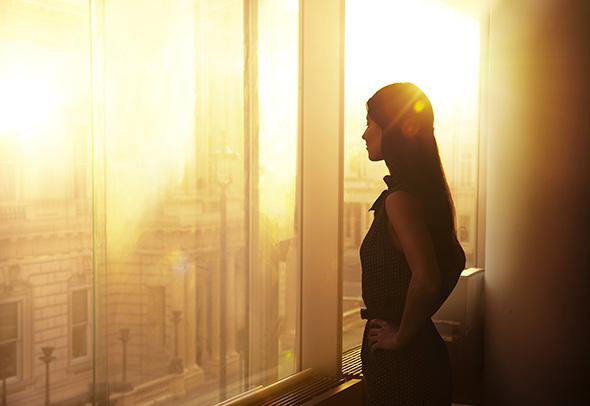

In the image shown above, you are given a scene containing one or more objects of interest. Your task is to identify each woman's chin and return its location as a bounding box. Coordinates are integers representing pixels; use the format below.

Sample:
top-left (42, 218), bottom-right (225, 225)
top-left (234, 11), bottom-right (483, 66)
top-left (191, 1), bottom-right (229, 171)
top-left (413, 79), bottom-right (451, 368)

top-left (367, 153), bottom-right (381, 162)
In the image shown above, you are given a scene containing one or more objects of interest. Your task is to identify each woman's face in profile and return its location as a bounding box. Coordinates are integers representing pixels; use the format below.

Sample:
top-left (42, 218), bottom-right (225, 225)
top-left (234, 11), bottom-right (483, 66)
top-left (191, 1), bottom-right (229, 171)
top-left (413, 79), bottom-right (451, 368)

top-left (362, 114), bottom-right (383, 161)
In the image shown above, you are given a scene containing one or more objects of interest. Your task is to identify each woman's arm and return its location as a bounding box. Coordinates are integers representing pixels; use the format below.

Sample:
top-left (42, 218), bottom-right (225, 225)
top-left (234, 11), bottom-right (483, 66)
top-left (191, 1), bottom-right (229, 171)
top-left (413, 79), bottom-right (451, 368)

top-left (368, 190), bottom-right (441, 351)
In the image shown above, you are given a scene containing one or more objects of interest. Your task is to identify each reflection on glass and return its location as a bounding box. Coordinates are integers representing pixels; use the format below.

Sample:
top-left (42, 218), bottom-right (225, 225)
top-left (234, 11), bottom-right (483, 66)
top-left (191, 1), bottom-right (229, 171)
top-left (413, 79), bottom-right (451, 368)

top-left (0, 0), bottom-right (299, 405)
top-left (0, 1), bottom-right (93, 404)
top-left (343, 0), bottom-right (482, 351)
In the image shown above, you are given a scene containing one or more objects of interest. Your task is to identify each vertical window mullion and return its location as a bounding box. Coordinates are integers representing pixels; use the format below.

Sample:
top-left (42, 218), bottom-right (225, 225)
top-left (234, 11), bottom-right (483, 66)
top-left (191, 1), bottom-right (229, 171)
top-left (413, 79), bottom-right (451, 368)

top-left (300, 0), bottom-right (345, 376)
top-left (475, 8), bottom-right (490, 269)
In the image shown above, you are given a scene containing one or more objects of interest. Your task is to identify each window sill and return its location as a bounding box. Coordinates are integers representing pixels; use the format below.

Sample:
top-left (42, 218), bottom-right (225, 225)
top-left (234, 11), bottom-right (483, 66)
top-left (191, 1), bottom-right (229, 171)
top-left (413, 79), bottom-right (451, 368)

top-left (67, 358), bottom-right (91, 374)
top-left (3, 377), bottom-right (37, 395)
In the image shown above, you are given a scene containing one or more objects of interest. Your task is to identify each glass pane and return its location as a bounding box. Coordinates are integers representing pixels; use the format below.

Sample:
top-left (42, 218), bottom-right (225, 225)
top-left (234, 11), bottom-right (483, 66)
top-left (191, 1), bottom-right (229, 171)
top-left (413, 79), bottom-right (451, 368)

top-left (0, 303), bottom-right (18, 341)
top-left (1, 0), bottom-right (299, 402)
top-left (93, 0), bottom-right (300, 404)
top-left (256, 0), bottom-right (300, 382)
top-left (71, 289), bottom-right (88, 324)
top-left (0, 0), bottom-right (93, 404)
top-left (343, 0), bottom-right (482, 351)
top-left (72, 325), bottom-right (87, 359)
top-left (0, 342), bottom-right (17, 379)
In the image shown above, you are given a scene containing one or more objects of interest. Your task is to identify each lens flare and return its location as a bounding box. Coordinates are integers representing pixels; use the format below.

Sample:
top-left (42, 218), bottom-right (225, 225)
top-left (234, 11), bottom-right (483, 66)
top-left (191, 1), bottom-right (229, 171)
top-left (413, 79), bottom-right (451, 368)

top-left (413, 99), bottom-right (426, 113)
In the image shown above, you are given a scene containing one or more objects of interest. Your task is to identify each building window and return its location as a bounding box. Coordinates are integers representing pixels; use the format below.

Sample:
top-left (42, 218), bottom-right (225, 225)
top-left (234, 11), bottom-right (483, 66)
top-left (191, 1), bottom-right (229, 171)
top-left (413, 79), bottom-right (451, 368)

top-left (70, 288), bottom-right (89, 360)
top-left (0, 301), bottom-right (20, 380)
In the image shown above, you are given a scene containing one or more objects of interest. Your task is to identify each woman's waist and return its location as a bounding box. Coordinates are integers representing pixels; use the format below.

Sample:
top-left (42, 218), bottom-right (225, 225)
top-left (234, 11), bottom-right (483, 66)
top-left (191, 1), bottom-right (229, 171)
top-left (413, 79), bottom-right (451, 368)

top-left (359, 306), bottom-right (402, 325)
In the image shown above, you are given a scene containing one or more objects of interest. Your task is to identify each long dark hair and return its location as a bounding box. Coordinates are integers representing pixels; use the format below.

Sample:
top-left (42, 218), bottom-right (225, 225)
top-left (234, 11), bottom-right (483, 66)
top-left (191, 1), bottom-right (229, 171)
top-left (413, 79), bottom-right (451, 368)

top-left (367, 83), bottom-right (463, 272)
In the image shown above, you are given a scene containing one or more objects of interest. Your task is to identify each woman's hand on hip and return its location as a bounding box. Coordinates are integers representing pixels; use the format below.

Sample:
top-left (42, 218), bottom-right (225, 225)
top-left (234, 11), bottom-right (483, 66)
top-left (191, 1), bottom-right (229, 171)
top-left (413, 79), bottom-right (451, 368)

top-left (367, 319), bottom-right (402, 352)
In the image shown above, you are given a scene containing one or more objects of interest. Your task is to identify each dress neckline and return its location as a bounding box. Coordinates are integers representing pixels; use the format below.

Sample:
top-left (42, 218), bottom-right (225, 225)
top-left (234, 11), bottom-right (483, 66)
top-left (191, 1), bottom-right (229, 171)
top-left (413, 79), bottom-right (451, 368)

top-left (369, 174), bottom-right (403, 212)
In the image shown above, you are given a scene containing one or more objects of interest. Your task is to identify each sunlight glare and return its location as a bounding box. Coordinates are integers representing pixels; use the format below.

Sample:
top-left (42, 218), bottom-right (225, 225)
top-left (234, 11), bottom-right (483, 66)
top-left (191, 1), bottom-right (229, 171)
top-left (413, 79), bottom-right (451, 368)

top-left (258, 0), bottom-right (299, 238)
top-left (346, 0), bottom-right (481, 168)
top-left (0, 65), bottom-right (64, 140)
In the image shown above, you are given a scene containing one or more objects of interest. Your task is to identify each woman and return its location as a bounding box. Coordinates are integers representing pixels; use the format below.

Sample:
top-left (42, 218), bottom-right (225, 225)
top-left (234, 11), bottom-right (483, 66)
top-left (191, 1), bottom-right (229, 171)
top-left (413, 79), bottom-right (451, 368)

top-left (360, 83), bottom-right (465, 405)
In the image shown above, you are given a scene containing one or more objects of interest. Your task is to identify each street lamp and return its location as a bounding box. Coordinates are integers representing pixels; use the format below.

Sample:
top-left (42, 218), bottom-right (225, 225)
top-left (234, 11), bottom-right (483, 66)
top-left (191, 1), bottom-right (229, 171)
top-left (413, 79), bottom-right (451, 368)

top-left (39, 347), bottom-right (55, 406)
top-left (213, 145), bottom-right (238, 401)
top-left (112, 329), bottom-right (134, 393)
top-left (169, 311), bottom-right (184, 373)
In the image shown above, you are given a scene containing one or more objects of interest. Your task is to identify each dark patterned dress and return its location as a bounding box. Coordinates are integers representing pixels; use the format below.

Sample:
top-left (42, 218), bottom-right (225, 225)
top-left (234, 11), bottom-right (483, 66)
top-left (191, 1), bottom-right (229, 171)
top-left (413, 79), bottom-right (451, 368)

top-left (360, 175), bottom-right (463, 405)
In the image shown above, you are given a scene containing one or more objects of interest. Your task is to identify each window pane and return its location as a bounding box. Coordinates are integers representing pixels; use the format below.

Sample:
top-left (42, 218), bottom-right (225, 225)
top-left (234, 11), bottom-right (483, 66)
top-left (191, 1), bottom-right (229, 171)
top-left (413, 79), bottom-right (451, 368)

top-left (71, 289), bottom-right (88, 324)
top-left (256, 0), bottom-right (300, 381)
top-left (0, 0), bottom-right (93, 402)
top-left (94, 0), bottom-right (300, 403)
top-left (0, 342), bottom-right (17, 379)
top-left (343, 0), bottom-right (482, 351)
top-left (1, 0), bottom-right (299, 402)
top-left (0, 303), bottom-right (18, 342)
top-left (72, 325), bottom-right (87, 359)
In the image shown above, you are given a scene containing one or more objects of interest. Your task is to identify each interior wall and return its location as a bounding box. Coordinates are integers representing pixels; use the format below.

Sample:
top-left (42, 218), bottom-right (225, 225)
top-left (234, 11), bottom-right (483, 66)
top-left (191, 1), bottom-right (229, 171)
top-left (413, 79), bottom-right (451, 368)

top-left (484, 0), bottom-right (590, 404)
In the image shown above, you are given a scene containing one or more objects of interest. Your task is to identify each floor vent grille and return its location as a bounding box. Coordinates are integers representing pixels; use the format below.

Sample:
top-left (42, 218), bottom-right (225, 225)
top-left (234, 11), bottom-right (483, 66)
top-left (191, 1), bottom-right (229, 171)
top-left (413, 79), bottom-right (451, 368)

top-left (341, 345), bottom-right (363, 378)
top-left (260, 375), bottom-right (345, 405)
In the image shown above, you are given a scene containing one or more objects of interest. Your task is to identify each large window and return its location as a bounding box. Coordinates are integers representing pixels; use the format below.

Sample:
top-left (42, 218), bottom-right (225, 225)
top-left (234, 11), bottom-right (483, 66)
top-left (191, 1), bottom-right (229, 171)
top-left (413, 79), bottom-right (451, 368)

top-left (94, 0), bottom-right (299, 401)
top-left (1, 0), bottom-right (299, 404)
top-left (342, 0), bottom-right (485, 350)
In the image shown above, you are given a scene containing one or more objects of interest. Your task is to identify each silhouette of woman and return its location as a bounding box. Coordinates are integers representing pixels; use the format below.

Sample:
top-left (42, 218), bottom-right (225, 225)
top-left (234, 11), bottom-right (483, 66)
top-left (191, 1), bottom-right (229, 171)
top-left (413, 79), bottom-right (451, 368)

top-left (360, 83), bottom-right (465, 405)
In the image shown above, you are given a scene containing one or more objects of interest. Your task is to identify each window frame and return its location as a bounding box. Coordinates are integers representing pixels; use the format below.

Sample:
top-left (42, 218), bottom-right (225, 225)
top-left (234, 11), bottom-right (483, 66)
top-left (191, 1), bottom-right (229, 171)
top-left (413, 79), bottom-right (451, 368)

top-left (475, 8), bottom-right (490, 269)
top-left (299, 0), bottom-right (345, 376)
top-left (0, 282), bottom-right (32, 391)
top-left (69, 287), bottom-right (90, 362)
top-left (299, 0), bottom-right (489, 377)
top-left (0, 300), bottom-right (22, 383)
top-left (67, 268), bottom-right (92, 372)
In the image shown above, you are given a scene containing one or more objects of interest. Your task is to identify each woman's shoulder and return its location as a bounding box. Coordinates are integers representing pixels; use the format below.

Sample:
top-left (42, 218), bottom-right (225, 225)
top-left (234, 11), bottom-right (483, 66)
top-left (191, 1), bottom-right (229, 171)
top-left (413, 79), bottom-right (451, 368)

top-left (383, 189), bottom-right (426, 234)
top-left (384, 189), bottom-right (423, 215)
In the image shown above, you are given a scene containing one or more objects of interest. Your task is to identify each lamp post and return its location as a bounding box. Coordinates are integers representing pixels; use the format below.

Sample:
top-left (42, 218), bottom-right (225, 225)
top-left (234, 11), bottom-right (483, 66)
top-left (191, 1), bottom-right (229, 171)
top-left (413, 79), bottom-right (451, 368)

top-left (39, 347), bottom-right (55, 406)
top-left (169, 311), bottom-right (184, 373)
top-left (214, 146), bottom-right (237, 401)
